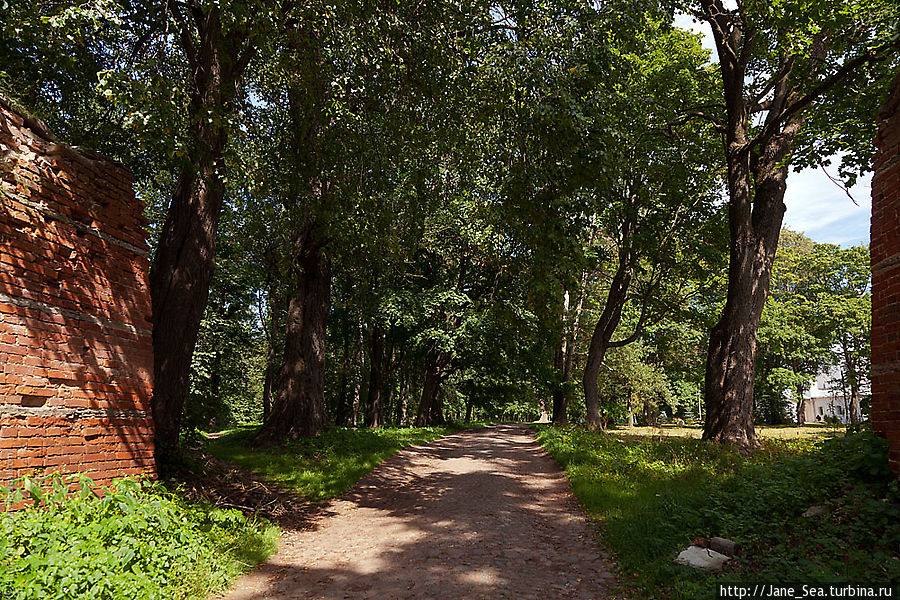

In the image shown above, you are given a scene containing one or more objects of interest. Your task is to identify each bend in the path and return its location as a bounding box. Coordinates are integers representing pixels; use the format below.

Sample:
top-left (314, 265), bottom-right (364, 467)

top-left (224, 424), bottom-right (616, 600)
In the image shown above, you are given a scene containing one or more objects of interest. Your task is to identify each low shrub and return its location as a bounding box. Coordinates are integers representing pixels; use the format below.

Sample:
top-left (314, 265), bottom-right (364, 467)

top-left (0, 474), bottom-right (278, 600)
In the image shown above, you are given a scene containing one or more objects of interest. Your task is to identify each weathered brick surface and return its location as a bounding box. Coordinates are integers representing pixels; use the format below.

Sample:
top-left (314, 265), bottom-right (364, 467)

top-left (0, 98), bottom-right (155, 486)
top-left (872, 73), bottom-right (900, 475)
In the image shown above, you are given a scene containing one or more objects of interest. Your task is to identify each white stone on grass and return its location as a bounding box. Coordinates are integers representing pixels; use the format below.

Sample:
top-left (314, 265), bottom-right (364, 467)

top-left (674, 545), bottom-right (731, 571)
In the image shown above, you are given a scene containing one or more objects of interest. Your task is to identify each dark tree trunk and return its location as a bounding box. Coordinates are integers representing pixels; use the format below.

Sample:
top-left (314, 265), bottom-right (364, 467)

top-left (257, 224), bottom-right (331, 441)
top-left (698, 0), bottom-right (810, 450)
top-left (335, 371), bottom-right (350, 426)
top-left (260, 246), bottom-right (282, 424)
top-left (430, 388), bottom-right (446, 425)
top-left (382, 330), bottom-right (395, 426)
top-left (150, 4), bottom-right (252, 467)
top-left (583, 243), bottom-right (633, 430)
top-left (364, 323), bottom-right (385, 428)
top-left (465, 397), bottom-right (472, 422)
top-left (415, 349), bottom-right (447, 426)
top-left (702, 125), bottom-right (799, 449)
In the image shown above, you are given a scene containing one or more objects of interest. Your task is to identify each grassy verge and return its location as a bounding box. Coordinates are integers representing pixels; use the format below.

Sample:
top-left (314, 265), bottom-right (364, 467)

top-left (608, 423), bottom-right (845, 440)
top-left (535, 425), bottom-right (900, 599)
top-left (204, 424), bottom-right (474, 501)
top-left (1, 475), bottom-right (278, 600)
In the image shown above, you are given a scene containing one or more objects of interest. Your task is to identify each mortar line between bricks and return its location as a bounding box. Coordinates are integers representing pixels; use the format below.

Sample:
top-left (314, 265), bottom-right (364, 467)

top-left (0, 405), bottom-right (150, 420)
top-left (1, 186), bottom-right (149, 258)
top-left (0, 291), bottom-right (151, 336)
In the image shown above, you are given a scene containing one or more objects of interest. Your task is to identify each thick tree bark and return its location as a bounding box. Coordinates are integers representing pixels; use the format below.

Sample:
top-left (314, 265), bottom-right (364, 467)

top-left (150, 3), bottom-right (252, 467)
top-left (364, 323), bottom-right (385, 428)
top-left (702, 159), bottom-right (787, 447)
top-left (697, 0), bottom-right (837, 449)
top-left (430, 387), bottom-right (446, 425)
top-left (415, 349), bottom-right (448, 426)
top-left (702, 109), bottom-right (800, 448)
top-left (257, 225), bottom-right (331, 441)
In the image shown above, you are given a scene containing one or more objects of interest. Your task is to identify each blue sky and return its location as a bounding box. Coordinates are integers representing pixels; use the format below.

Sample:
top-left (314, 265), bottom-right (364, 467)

top-left (673, 13), bottom-right (872, 248)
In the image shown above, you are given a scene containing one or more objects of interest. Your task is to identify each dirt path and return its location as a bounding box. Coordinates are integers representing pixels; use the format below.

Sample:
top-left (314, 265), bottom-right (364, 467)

top-left (223, 424), bottom-right (617, 599)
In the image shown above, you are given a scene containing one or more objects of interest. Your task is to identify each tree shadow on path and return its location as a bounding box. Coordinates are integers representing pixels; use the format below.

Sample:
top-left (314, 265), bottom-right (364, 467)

top-left (222, 424), bottom-right (617, 600)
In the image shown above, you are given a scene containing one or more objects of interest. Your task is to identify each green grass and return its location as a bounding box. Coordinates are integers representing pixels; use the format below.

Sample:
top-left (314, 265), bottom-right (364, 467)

top-left (535, 425), bottom-right (900, 599)
top-left (1, 475), bottom-right (278, 600)
top-left (205, 424), bottom-right (472, 501)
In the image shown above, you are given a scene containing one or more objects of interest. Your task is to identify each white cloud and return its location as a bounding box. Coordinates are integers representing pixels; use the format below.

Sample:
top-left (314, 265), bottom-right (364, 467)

top-left (783, 167), bottom-right (871, 247)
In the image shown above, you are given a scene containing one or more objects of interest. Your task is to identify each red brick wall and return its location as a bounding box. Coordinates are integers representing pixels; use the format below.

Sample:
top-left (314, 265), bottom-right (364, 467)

top-left (0, 98), bottom-right (155, 486)
top-left (872, 73), bottom-right (900, 474)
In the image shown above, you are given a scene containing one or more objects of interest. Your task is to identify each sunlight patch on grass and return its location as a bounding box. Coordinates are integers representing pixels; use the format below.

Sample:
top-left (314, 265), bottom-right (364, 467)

top-left (608, 424), bottom-right (844, 441)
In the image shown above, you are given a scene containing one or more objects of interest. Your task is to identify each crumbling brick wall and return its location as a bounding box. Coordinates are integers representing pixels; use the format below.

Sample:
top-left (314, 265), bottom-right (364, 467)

top-left (0, 97), bottom-right (155, 485)
top-left (872, 73), bottom-right (900, 474)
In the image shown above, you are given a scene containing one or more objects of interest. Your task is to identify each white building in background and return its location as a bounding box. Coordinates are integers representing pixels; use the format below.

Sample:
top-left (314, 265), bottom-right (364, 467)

top-left (794, 368), bottom-right (865, 424)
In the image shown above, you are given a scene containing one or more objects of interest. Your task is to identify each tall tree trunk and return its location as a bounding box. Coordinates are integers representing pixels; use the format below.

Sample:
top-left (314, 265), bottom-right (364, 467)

top-left (364, 323), bottom-right (385, 428)
top-left (465, 397), bottom-right (473, 422)
top-left (150, 4), bottom-right (252, 467)
top-left (703, 128), bottom-right (799, 448)
top-left (415, 349), bottom-right (447, 426)
top-left (430, 387), bottom-right (446, 425)
top-left (583, 241), bottom-right (633, 430)
top-left (697, 0), bottom-right (811, 450)
top-left (257, 225), bottom-right (331, 441)
top-left (382, 330), bottom-right (395, 426)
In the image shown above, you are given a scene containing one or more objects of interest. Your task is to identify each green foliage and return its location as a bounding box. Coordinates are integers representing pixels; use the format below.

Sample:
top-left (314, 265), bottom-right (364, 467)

top-left (537, 426), bottom-right (900, 599)
top-left (205, 425), bottom-right (462, 500)
top-left (596, 344), bottom-right (676, 425)
top-left (0, 475), bottom-right (277, 600)
top-left (757, 229), bottom-right (871, 424)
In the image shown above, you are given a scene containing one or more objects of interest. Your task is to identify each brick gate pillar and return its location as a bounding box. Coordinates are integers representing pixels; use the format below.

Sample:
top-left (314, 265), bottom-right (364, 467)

top-left (871, 72), bottom-right (900, 474)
